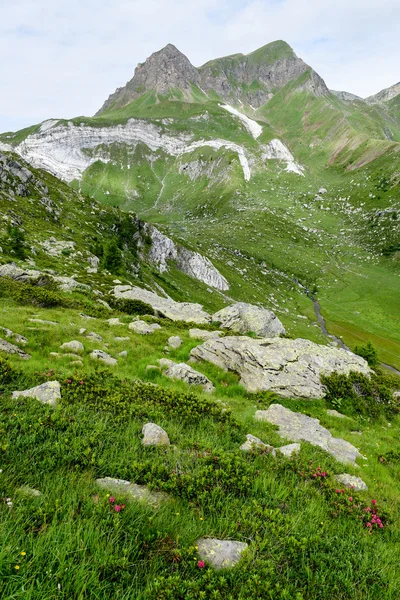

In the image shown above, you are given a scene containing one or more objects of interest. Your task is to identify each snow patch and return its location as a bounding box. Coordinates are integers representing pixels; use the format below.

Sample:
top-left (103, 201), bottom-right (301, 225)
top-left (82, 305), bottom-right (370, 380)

top-left (15, 119), bottom-right (251, 182)
top-left (261, 139), bottom-right (304, 176)
top-left (220, 104), bottom-right (263, 139)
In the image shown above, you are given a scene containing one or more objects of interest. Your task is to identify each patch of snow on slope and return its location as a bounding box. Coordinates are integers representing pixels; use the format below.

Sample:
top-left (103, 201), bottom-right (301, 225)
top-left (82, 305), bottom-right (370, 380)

top-left (220, 104), bottom-right (263, 139)
top-left (15, 119), bottom-right (251, 182)
top-left (261, 139), bottom-right (304, 176)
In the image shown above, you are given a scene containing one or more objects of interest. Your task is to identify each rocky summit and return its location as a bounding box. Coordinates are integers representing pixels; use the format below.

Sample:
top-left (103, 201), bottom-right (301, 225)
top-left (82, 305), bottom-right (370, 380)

top-left (1, 31), bottom-right (400, 600)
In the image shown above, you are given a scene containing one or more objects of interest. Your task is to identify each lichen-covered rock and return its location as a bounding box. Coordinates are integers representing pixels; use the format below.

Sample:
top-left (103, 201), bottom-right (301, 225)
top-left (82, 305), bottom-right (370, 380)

top-left (168, 336), bottom-right (182, 348)
top-left (159, 359), bottom-right (215, 392)
top-left (0, 327), bottom-right (28, 345)
top-left (96, 477), bottom-right (168, 507)
top-left (255, 404), bottom-right (363, 465)
top-left (326, 409), bottom-right (349, 419)
top-left (107, 318), bottom-right (124, 326)
top-left (0, 338), bottom-right (31, 359)
top-left (213, 303), bottom-right (285, 337)
top-left (113, 285), bottom-right (211, 324)
top-left (12, 381), bottom-right (61, 407)
top-left (89, 350), bottom-right (117, 366)
top-left (29, 318), bottom-right (58, 326)
top-left (60, 340), bottom-right (84, 354)
top-left (16, 486), bottom-right (42, 497)
top-left (197, 538), bottom-right (248, 570)
top-left (85, 331), bottom-right (103, 342)
top-left (190, 336), bottom-right (370, 399)
top-left (142, 423), bottom-right (170, 446)
top-left (240, 434), bottom-right (272, 452)
top-left (272, 443), bottom-right (301, 458)
top-left (335, 474), bottom-right (368, 491)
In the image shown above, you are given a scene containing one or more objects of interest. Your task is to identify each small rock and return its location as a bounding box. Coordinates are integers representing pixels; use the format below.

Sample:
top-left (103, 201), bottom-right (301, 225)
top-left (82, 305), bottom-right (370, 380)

top-left (160, 359), bottom-right (215, 392)
top-left (335, 474), bottom-right (368, 491)
top-left (60, 340), bottom-right (84, 354)
top-left (197, 538), bottom-right (248, 570)
top-left (189, 328), bottom-right (223, 340)
top-left (146, 364), bottom-right (160, 371)
top-left (118, 351), bottom-right (128, 357)
top-left (71, 360), bottom-right (83, 367)
top-left (96, 477), bottom-right (168, 507)
top-left (89, 350), bottom-right (117, 366)
top-left (129, 320), bottom-right (161, 335)
top-left (240, 434), bottom-right (272, 452)
top-left (79, 328), bottom-right (86, 335)
top-left (107, 318), bottom-right (124, 326)
top-left (168, 336), bottom-right (182, 348)
top-left (86, 332), bottom-right (103, 342)
top-left (327, 409), bottom-right (349, 419)
top-left (142, 423), bottom-right (170, 446)
top-left (12, 381), bottom-right (61, 407)
top-left (272, 443), bottom-right (301, 458)
top-left (16, 486), bottom-right (42, 497)
top-left (115, 336), bottom-right (130, 341)
top-left (28, 318), bottom-right (58, 326)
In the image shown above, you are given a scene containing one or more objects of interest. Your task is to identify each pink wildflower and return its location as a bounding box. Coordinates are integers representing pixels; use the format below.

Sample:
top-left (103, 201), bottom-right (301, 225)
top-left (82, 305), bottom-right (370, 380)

top-left (114, 505), bottom-right (121, 512)
top-left (348, 497), bottom-right (353, 502)
top-left (197, 561), bottom-right (205, 568)
top-left (109, 496), bottom-right (115, 503)
top-left (371, 499), bottom-right (377, 505)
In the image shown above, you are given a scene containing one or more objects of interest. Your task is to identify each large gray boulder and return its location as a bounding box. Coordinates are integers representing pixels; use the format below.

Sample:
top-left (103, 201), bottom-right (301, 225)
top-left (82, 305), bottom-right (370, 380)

top-left (142, 423), bottom-right (170, 446)
top-left (255, 404), bottom-right (363, 465)
top-left (0, 338), bottom-right (30, 359)
top-left (113, 285), bottom-right (211, 324)
top-left (60, 340), bottom-right (84, 354)
top-left (190, 336), bottom-right (370, 399)
top-left (212, 302), bottom-right (285, 337)
top-left (159, 358), bottom-right (215, 392)
top-left (89, 350), bottom-right (117, 366)
top-left (197, 538), bottom-right (248, 570)
top-left (0, 262), bottom-right (41, 282)
top-left (96, 477), bottom-right (168, 507)
top-left (12, 381), bottom-right (61, 407)
top-left (335, 474), bottom-right (368, 491)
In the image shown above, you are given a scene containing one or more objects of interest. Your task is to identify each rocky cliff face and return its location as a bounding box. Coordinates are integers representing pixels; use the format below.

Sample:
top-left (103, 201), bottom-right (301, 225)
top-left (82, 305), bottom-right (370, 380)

top-left (97, 44), bottom-right (200, 114)
top-left (365, 82), bottom-right (400, 104)
top-left (96, 40), bottom-right (329, 115)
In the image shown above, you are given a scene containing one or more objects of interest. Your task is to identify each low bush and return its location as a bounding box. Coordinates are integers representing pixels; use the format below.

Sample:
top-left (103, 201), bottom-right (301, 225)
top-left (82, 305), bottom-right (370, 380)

top-left (108, 296), bottom-right (154, 316)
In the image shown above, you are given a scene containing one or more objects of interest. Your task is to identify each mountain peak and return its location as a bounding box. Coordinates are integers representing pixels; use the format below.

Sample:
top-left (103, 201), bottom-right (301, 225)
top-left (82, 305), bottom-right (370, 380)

top-left (96, 44), bottom-right (199, 115)
top-left (365, 82), bottom-right (400, 104)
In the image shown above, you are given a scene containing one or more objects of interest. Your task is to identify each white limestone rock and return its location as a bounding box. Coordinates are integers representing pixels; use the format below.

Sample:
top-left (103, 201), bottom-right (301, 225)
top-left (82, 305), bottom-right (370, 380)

top-left (197, 538), bottom-right (248, 570)
top-left (12, 381), bottom-right (61, 407)
top-left (89, 350), bottom-right (117, 366)
top-left (240, 434), bottom-right (272, 452)
top-left (335, 474), bottom-right (368, 491)
top-left (142, 423), bottom-right (170, 446)
top-left (213, 303), bottom-right (285, 337)
top-left (96, 477), bottom-right (168, 507)
top-left (60, 340), bottom-right (84, 354)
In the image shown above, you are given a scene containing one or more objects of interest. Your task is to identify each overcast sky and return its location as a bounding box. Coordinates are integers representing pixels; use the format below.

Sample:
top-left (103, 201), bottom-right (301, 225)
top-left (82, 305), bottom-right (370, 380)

top-left (0, 0), bottom-right (399, 133)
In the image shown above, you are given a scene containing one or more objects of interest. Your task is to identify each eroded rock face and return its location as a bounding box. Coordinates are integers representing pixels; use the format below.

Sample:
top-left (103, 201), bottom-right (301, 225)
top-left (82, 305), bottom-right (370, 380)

top-left (142, 423), bottom-right (170, 446)
top-left (213, 303), bottom-right (285, 337)
top-left (255, 404), bottom-right (363, 465)
top-left (335, 474), bottom-right (368, 491)
top-left (197, 538), bottom-right (248, 570)
top-left (12, 381), bottom-right (61, 407)
top-left (190, 336), bottom-right (370, 399)
top-left (96, 477), bottom-right (168, 507)
top-left (114, 285), bottom-right (211, 324)
top-left (159, 358), bottom-right (215, 392)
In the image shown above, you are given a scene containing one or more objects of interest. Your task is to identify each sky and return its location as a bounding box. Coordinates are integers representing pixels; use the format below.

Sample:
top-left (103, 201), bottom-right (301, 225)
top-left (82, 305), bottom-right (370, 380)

top-left (0, 0), bottom-right (399, 133)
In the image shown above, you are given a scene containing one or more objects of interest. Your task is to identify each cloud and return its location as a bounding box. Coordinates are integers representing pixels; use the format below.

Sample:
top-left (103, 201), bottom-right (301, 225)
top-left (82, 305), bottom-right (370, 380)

top-left (0, 0), bottom-right (399, 131)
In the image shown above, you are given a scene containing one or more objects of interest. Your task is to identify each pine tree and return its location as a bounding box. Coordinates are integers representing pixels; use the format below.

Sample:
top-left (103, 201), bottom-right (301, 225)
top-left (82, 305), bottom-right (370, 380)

top-left (102, 238), bottom-right (123, 273)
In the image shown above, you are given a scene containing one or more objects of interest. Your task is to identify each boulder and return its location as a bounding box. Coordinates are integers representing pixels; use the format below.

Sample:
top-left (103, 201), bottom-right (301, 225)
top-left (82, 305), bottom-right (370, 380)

top-left (113, 285), bottom-right (211, 324)
top-left (168, 336), bottom-right (182, 348)
top-left (335, 474), bottom-right (368, 491)
top-left (115, 336), bottom-right (130, 342)
top-left (85, 332), bottom-right (103, 342)
top-left (327, 409), bottom-right (349, 419)
top-left (212, 302), bottom-right (285, 337)
top-left (0, 262), bottom-right (41, 282)
top-left (190, 336), bottom-right (370, 399)
top-left (60, 340), bottom-right (84, 354)
top-left (129, 320), bottom-right (160, 335)
top-left (0, 327), bottom-right (28, 345)
top-left (159, 359), bottom-right (215, 392)
top-left (107, 318), bottom-right (124, 326)
top-left (0, 338), bottom-right (30, 359)
top-left (96, 477), bottom-right (168, 507)
top-left (272, 443), bottom-right (301, 458)
top-left (197, 538), bottom-right (248, 570)
top-left (142, 423), bottom-right (170, 446)
top-left (240, 434), bottom-right (272, 452)
top-left (12, 381), bottom-right (61, 407)
top-left (189, 328), bottom-right (223, 340)
top-left (28, 318), bottom-right (58, 326)
top-left (255, 404), bottom-right (363, 465)
top-left (118, 351), bottom-right (128, 358)
top-left (89, 350), bottom-right (117, 366)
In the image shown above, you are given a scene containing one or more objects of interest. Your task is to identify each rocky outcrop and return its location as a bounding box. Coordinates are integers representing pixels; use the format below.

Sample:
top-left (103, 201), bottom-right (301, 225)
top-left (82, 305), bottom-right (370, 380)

top-left (12, 381), bottom-right (61, 407)
top-left (189, 328), bottom-right (223, 340)
top-left (335, 474), bottom-right (368, 491)
top-left (159, 358), bottom-right (215, 392)
top-left (365, 82), bottom-right (400, 104)
top-left (190, 336), bottom-right (370, 398)
top-left (197, 538), bottom-right (248, 570)
top-left (0, 338), bottom-right (31, 359)
top-left (212, 303), bottom-right (285, 337)
top-left (255, 404), bottom-right (363, 465)
top-left (261, 139), bottom-right (304, 176)
top-left (113, 285), bottom-right (211, 324)
top-left (146, 224), bottom-right (229, 290)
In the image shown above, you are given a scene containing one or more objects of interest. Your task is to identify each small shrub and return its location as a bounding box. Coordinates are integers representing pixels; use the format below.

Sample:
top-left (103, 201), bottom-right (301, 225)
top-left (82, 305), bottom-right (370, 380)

top-left (108, 296), bottom-right (154, 316)
top-left (354, 341), bottom-right (379, 367)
